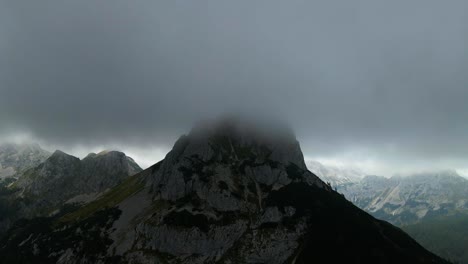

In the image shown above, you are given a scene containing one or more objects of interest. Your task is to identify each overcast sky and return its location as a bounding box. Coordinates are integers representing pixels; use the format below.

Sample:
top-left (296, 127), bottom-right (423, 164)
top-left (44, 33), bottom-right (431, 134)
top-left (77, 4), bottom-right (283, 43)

top-left (1, 1), bottom-right (468, 176)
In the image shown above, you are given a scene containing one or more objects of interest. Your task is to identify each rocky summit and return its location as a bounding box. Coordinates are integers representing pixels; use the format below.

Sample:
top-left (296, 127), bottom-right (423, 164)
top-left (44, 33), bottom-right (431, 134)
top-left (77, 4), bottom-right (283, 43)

top-left (0, 119), bottom-right (448, 263)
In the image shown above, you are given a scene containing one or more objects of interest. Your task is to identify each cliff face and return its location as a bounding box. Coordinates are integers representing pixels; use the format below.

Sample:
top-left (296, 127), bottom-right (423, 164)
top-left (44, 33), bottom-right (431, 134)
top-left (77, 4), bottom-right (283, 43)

top-left (0, 119), bottom-right (448, 264)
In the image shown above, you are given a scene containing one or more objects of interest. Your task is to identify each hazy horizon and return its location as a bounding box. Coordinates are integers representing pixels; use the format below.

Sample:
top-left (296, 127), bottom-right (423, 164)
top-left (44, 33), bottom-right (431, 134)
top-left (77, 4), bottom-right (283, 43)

top-left (2, 136), bottom-right (468, 179)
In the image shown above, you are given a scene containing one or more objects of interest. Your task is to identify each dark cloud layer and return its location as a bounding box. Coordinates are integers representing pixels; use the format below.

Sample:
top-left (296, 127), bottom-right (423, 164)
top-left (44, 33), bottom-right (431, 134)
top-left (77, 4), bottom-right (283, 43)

top-left (1, 1), bottom-right (468, 173)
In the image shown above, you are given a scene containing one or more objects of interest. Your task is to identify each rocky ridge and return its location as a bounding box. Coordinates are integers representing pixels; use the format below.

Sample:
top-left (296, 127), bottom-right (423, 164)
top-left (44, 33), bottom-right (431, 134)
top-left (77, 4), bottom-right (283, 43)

top-left (0, 150), bottom-right (142, 236)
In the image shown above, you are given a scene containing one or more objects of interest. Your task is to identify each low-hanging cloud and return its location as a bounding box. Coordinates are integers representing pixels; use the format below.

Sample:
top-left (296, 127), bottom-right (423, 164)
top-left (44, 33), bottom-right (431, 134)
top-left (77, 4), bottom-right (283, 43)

top-left (1, 0), bottom-right (468, 174)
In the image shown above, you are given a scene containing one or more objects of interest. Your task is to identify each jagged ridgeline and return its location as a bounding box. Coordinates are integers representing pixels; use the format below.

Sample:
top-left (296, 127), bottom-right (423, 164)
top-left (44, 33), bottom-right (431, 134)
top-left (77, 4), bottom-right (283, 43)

top-left (0, 150), bottom-right (142, 237)
top-left (0, 119), bottom-right (449, 263)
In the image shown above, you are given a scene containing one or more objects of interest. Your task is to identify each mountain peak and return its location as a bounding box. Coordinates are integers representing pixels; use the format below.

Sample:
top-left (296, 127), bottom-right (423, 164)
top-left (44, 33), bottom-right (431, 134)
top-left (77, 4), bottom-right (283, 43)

top-left (182, 117), bottom-right (306, 169)
top-left (149, 117), bottom-right (326, 203)
top-left (96, 150), bottom-right (118, 156)
top-left (84, 152), bottom-right (97, 159)
top-left (190, 117), bottom-right (297, 147)
top-left (47, 150), bottom-right (80, 164)
top-left (82, 150), bottom-right (142, 177)
top-left (51, 149), bottom-right (70, 156)
top-left (83, 150), bottom-right (125, 160)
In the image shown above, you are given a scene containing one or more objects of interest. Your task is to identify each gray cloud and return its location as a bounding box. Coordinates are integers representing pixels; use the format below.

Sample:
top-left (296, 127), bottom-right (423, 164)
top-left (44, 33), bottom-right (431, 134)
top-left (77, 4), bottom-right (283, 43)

top-left (1, 0), bottom-right (468, 174)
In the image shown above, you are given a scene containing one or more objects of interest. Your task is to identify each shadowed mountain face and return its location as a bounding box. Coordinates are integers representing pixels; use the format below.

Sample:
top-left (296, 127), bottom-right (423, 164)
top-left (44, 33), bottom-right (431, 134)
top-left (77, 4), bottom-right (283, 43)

top-left (0, 143), bottom-right (51, 179)
top-left (0, 150), bottom-right (142, 236)
top-left (0, 119), bottom-right (448, 264)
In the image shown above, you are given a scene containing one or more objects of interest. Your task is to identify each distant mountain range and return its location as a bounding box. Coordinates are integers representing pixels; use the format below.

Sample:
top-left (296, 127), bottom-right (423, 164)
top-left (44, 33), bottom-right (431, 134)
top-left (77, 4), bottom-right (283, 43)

top-left (307, 162), bottom-right (468, 264)
top-left (0, 119), bottom-right (447, 263)
top-left (306, 160), bottom-right (365, 186)
top-left (0, 145), bottom-right (142, 237)
top-left (338, 171), bottom-right (468, 225)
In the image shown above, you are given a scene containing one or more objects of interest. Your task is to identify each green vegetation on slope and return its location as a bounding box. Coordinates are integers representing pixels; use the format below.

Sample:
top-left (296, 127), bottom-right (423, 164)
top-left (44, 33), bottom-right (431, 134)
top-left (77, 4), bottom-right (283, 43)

top-left (0, 207), bottom-right (122, 264)
top-left (403, 213), bottom-right (468, 264)
top-left (59, 174), bottom-right (144, 223)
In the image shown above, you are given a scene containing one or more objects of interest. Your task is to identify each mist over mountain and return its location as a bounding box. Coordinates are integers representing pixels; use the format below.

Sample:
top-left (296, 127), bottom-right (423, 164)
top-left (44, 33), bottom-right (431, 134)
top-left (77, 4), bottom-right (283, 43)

top-left (0, 143), bottom-right (50, 179)
top-left (1, 1), bottom-right (468, 176)
top-left (0, 1), bottom-right (466, 263)
top-left (306, 160), bottom-right (365, 186)
top-left (0, 119), bottom-right (448, 263)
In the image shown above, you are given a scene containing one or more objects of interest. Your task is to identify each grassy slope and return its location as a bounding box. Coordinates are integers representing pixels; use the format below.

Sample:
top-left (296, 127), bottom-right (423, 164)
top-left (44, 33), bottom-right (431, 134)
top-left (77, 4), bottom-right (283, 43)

top-left (403, 213), bottom-right (468, 264)
top-left (59, 173), bottom-right (145, 223)
top-left (58, 162), bottom-right (162, 223)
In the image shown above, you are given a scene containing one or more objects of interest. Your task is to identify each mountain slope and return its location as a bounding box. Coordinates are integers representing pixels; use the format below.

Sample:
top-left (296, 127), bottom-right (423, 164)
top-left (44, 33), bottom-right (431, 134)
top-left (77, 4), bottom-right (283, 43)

top-left (0, 143), bottom-right (51, 179)
top-left (0, 119), bottom-right (448, 264)
top-left (403, 213), bottom-right (468, 264)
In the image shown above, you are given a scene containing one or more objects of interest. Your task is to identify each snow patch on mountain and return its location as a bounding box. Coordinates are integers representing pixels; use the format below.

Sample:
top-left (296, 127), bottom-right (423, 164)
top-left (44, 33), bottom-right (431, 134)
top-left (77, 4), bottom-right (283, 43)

top-left (306, 160), bottom-right (365, 186)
